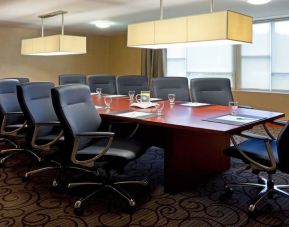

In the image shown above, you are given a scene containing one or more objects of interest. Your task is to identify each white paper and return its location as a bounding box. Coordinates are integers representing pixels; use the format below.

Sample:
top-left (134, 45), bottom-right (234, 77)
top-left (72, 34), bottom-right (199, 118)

top-left (116, 111), bottom-right (152, 118)
top-left (180, 102), bottom-right (210, 107)
top-left (217, 115), bottom-right (257, 123)
top-left (130, 102), bottom-right (158, 109)
top-left (150, 98), bottom-right (162, 101)
top-left (104, 94), bottom-right (127, 98)
top-left (95, 105), bottom-right (104, 109)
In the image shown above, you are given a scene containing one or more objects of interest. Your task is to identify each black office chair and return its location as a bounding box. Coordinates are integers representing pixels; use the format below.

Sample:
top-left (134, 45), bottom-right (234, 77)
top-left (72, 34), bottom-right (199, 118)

top-left (58, 74), bottom-right (86, 85)
top-left (51, 84), bottom-right (148, 215)
top-left (190, 78), bottom-right (233, 105)
top-left (0, 79), bottom-right (40, 165)
top-left (4, 77), bottom-right (30, 84)
top-left (224, 121), bottom-right (289, 213)
top-left (116, 75), bottom-right (149, 95)
top-left (87, 75), bottom-right (117, 94)
top-left (17, 82), bottom-right (89, 187)
top-left (151, 77), bottom-right (191, 101)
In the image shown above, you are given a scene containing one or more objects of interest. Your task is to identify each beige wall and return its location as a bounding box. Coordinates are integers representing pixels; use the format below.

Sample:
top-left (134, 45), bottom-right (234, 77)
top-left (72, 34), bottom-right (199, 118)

top-left (0, 27), bottom-right (142, 85)
top-left (108, 34), bottom-right (141, 75)
top-left (233, 90), bottom-right (289, 119)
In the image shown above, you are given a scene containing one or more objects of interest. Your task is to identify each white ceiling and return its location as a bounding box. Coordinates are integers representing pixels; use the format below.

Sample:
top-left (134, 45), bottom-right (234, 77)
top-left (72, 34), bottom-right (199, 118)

top-left (0, 0), bottom-right (288, 35)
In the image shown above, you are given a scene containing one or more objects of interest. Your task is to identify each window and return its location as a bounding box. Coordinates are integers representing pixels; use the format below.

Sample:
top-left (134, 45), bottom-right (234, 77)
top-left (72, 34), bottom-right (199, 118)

top-left (241, 20), bottom-right (289, 91)
top-left (166, 19), bottom-right (289, 92)
top-left (167, 45), bottom-right (234, 84)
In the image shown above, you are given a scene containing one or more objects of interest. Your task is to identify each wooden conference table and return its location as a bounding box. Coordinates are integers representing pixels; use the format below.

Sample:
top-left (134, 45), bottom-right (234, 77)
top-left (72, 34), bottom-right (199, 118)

top-left (92, 95), bottom-right (284, 193)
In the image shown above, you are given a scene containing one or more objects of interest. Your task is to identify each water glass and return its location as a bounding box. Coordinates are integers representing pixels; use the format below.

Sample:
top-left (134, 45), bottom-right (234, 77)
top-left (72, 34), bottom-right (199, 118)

top-left (229, 101), bottom-right (238, 115)
top-left (128, 90), bottom-right (135, 101)
top-left (95, 88), bottom-right (102, 96)
top-left (155, 102), bottom-right (164, 116)
top-left (104, 96), bottom-right (112, 109)
top-left (168, 94), bottom-right (175, 105)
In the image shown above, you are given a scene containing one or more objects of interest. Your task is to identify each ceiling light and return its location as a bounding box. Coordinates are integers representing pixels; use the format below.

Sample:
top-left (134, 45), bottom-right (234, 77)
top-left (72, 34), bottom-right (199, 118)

top-left (21, 11), bottom-right (86, 56)
top-left (127, 0), bottom-right (253, 49)
top-left (90, 21), bottom-right (114, 29)
top-left (247, 0), bottom-right (271, 5)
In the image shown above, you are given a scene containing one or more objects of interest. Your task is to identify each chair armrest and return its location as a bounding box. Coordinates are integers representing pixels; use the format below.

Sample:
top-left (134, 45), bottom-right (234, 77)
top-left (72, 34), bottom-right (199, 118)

top-left (71, 131), bottom-right (114, 168)
top-left (35, 121), bottom-right (61, 126)
top-left (76, 131), bottom-right (114, 138)
top-left (239, 131), bottom-right (270, 141)
top-left (0, 113), bottom-right (26, 136)
top-left (271, 119), bottom-right (287, 126)
top-left (31, 122), bottom-right (63, 151)
top-left (6, 111), bottom-right (24, 115)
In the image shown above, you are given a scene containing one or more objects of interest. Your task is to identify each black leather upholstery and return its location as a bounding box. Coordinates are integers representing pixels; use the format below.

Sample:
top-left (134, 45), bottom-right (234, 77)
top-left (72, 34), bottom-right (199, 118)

top-left (51, 84), bottom-right (147, 213)
top-left (17, 82), bottom-right (60, 142)
top-left (59, 74), bottom-right (86, 85)
top-left (116, 75), bottom-right (149, 95)
top-left (87, 75), bottom-right (117, 94)
top-left (190, 78), bottom-right (233, 105)
top-left (151, 77), bottom-right (191, 101)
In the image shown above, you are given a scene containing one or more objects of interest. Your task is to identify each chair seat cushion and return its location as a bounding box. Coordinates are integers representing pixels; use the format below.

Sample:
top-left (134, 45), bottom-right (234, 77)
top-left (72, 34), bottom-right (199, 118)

top-left (77, 137), bottom-right (143, 162)
top-left (224, 139), bottom-right (279, 167)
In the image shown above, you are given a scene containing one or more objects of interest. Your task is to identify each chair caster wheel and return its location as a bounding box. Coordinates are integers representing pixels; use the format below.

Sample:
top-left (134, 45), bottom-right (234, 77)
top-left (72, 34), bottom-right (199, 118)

top-left (74, 207), bottom-right (84, 216)
top-left (248, 204), bottom-right (255, 213)
top-left (52, 180), bottom-right (59, 187)
top-left (224, 186), bottom-right (233, 195)
top-left (128, 199), bottom-right (136, 207)
top-left (22, 175), bottom-right (30, 182)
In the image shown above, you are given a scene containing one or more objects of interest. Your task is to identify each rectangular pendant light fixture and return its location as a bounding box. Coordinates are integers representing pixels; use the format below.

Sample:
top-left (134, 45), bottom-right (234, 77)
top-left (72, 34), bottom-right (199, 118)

top-left (127, 10), bottom-right (253, 49)
top-left (21, 11), bottom-right (86, 56)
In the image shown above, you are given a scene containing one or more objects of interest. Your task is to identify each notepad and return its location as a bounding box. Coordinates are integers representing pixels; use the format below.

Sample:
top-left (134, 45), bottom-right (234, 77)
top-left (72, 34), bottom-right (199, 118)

top-left (95, 105), bottom-right (104, 109)
top-left (116, 111), bottom-right (153, 118)
top-left (216, 115), bottom-right (258, 123)
top-left (103, 94), bottom-right (127, 98)
top-left (180, 102), bottom-right (210, 107)
top-left (150, 98), bottom-right (162, 102)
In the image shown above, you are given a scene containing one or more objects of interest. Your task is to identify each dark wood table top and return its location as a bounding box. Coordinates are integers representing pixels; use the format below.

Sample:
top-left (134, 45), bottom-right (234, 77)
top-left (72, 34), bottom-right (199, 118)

top-left (92, 96), bottom-right (284, 135)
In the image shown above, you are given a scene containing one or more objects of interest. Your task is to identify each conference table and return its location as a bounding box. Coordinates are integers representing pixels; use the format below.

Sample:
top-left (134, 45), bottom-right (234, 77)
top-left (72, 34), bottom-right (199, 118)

top-left (92, 95), bottom-right (284, 193)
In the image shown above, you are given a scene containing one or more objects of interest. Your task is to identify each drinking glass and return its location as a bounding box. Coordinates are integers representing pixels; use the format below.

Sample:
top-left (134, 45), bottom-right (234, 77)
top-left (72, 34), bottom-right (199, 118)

top-left (168, 94), bottom-right (175, 105)
top-left (229, 101), bottom-right (238, 115)
top-left (155, 102), bottom-right (164, 116)
top-left (104, 96), bottom-right (112, 109)
top-left (95, 88), bottom-right (102, 96)
top-left (128, 90), bottom-right (135, 101)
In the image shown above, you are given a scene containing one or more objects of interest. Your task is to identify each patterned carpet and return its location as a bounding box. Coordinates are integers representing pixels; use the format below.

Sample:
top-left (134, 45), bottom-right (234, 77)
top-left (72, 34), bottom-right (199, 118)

top-left (1, 125), bottom-right (289, 226)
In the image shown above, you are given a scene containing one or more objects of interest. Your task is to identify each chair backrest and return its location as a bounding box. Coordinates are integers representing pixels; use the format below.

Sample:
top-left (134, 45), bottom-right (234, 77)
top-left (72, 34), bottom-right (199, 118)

top-left (87, 75), bottom-right (117, 94)
top-left (17, 82), bottom-right (58, 140)
top-left (59, 74), bottom-right (86, 85)
top-left (0, 79), bottom-right (22, 125)
top-left (52, 84), bottom-right (102, 150)
top-left (151, 77), bottom-right (191, 101)
top-left (116, 75), bottom-right (149, 95)
top-left (190, 78), bottom-right (234, 105)
top-left (5, 77), bottom-right (30, 84)
top-left (277, 123), bottom-right (289, 173)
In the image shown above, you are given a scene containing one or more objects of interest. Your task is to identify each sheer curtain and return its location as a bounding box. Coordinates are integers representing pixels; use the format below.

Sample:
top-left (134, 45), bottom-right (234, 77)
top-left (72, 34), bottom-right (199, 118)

top-left (141, 49), bottom-right (167, 81)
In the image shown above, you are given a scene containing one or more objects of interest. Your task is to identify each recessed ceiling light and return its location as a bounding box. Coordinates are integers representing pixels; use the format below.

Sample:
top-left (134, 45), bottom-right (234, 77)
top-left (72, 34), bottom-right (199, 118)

top-left (247, 0), bottom-right (271, 5)
top-left (90, 20), bottom-right (115, 29)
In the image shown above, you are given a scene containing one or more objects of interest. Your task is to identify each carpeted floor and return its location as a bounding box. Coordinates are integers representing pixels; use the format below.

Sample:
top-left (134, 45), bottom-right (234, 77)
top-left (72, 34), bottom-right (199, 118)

top-left (1, 125), bottom-right (289, 226)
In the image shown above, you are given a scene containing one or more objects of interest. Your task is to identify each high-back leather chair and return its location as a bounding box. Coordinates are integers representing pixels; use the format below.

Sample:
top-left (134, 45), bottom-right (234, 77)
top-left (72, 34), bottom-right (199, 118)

top-left (87, 75), bottom-right (116, 94)
top-left (116, 75), bottom-right (149, 95)
top-left (51, 84), bottom-right (148, 215)
top-left (151, 77), bottom-right (191, 101)
top-left (190, 78), bottom-right (234, 105)
top-left (0, 79), bottom-right (39, 165)
top-left (58, 74), bottom-right (86, 85)
top-left (224, 121), bottom-right (289, 213)
top-left (17, 82), bottom-right (66, 186)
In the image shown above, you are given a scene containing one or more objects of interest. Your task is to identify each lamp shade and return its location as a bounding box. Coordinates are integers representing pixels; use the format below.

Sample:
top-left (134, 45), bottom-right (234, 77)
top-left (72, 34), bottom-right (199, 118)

top-left (21, 35), bottom-right (87, 56)
top-left (127, 10), bottom-right (252, 48)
